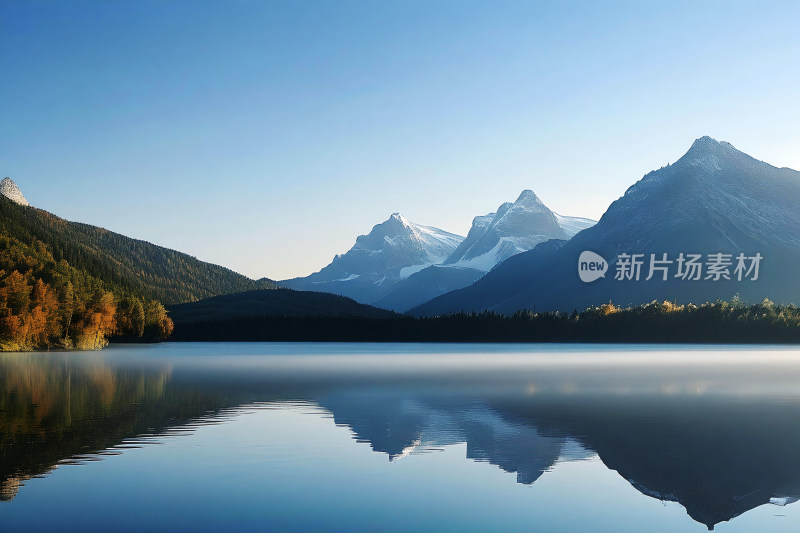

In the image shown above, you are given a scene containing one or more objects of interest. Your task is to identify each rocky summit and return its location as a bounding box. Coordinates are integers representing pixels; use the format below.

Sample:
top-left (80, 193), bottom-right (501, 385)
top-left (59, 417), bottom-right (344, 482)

top-left (0, 177), bottom-right (29, 206)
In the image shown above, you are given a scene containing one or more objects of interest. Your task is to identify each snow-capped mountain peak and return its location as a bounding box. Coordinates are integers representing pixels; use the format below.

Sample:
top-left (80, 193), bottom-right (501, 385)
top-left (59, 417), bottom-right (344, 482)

top-left (354, 213), bottom-right (463, 264)
top-left (282, 193), bottom-right (595, 311)
top-left (390, 212), bottom-right (410, 225)
top-left (281, 214), bottom-right (464, 304)
top-left (514, 189), bottom-right (545, 207)
top-left (443, 189), bottom-right (595, 272)
top-left (0, 177), bottom-right (29, 206)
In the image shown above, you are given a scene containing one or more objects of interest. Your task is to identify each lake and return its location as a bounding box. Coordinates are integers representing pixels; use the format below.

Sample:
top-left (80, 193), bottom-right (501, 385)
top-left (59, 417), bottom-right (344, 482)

top-left (3, 343), bottom-right (800, 532)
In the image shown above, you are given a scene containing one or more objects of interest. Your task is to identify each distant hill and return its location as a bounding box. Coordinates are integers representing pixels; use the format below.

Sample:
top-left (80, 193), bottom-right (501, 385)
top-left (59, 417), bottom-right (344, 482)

top-left (0, 193), bottom-right (275, 305)
top-left (168, 288), bottom-right (395, 324)
top-left (413, 137), bottom-right (800, 315)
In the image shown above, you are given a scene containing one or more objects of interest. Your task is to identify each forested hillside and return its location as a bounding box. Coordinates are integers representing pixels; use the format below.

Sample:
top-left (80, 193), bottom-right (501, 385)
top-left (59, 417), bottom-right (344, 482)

top-left (0, 228), bottom-right (174, 350)
top-left (0, 196), bottom-right (275, 305)
top-left (0, 194), bottom-right (274, 350)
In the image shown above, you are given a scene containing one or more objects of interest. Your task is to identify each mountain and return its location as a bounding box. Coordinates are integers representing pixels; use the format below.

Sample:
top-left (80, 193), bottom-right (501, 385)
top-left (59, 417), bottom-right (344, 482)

top-left (0, 190), bottom-right (275, 305)
top-left (376, 191), bottom-right (595, 311)
top-left (442, 189), bottom-right (581, 270)
top-left (413, 137), bottom-right (800, 315)
top-left (280, 213), bottom-right (464, 304)
top-left (0, 177), bottom-right (29, 206)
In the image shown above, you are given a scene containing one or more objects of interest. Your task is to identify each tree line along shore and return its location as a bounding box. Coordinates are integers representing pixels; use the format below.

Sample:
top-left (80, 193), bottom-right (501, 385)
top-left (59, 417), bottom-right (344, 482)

top-left (169, 298), bottom-right (800, 344)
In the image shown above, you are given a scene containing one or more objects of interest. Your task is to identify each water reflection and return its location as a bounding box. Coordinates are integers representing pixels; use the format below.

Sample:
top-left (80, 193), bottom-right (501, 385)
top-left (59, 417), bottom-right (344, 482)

top-left (3, 344), bottom-right (800, 531)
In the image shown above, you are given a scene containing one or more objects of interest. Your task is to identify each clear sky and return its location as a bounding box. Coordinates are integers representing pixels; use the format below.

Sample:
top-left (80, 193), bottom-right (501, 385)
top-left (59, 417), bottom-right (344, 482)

top-left (2, 1), bottom-right (799, 280)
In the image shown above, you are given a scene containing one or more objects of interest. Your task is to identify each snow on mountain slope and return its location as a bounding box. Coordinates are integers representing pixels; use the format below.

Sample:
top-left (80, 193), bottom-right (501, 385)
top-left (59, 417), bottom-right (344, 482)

top-left (280, 213), bottom-right (464, 305)
top-left (443, 190), bottom-right (593, 272)
top-left (375, 191), bottom-right (596, 311)
top-left (553, 213), bottom-right (596, 237)
top-left (391, 213), bottom-right (464, 265)
top-left (281, 192), bottom-right (594, 311)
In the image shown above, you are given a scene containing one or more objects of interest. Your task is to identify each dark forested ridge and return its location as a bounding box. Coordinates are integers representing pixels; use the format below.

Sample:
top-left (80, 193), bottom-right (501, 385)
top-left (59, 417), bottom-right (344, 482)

top-left (0, 196), bottom-right (275, 305)
top-left (170, 298), bottom-right (800, 343)
top-left (168, 288), bottom-right (395, 324)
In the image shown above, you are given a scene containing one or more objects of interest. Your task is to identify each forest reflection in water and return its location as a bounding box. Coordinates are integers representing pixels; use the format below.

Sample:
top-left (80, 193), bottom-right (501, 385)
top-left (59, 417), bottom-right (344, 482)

top-left (3, 343), bottom-right (800, 531)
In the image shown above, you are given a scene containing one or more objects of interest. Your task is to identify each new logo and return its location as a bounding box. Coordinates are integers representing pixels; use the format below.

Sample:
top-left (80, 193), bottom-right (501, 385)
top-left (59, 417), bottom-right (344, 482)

top-left (578, 251), bottom-right (608, 283)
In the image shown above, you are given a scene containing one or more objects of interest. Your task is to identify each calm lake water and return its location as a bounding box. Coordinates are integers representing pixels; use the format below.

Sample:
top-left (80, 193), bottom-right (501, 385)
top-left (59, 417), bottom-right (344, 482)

top-left (3, 343), bottom-right (800, 532)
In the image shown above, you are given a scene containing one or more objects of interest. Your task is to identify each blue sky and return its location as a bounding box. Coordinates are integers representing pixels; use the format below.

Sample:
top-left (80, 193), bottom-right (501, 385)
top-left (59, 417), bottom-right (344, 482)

top-left (2, 1), bottom-right (799, 279)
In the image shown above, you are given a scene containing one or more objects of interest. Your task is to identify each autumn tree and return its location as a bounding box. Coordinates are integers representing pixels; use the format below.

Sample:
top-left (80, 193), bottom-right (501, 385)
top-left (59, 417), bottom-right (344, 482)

top-left (0, 231), bottom-right (174, 351)
top-left (116, 296), bottom-right (145, 338)
top-left (71, 290), bottom-right (116, 350)
top-left (143, 300), bottom-right (174, 340)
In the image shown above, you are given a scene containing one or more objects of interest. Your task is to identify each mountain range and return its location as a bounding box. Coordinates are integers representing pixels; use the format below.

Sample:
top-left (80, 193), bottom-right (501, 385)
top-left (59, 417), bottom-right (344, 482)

top-left (4, 134), bottom-right (800, 345)
top-left (413, 137), bottom-right (800, 315)
top-left (0, 179), bottom-right (393, 349)
top-left (375, 191), bottom-right (594, 311)
top-left (281, 191), bottom-right (595, 311)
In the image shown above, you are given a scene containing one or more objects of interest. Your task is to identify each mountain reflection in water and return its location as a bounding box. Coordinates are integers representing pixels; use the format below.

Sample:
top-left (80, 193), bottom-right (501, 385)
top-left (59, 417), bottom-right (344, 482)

top-left (3, 344), bottom-right (800, 531)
